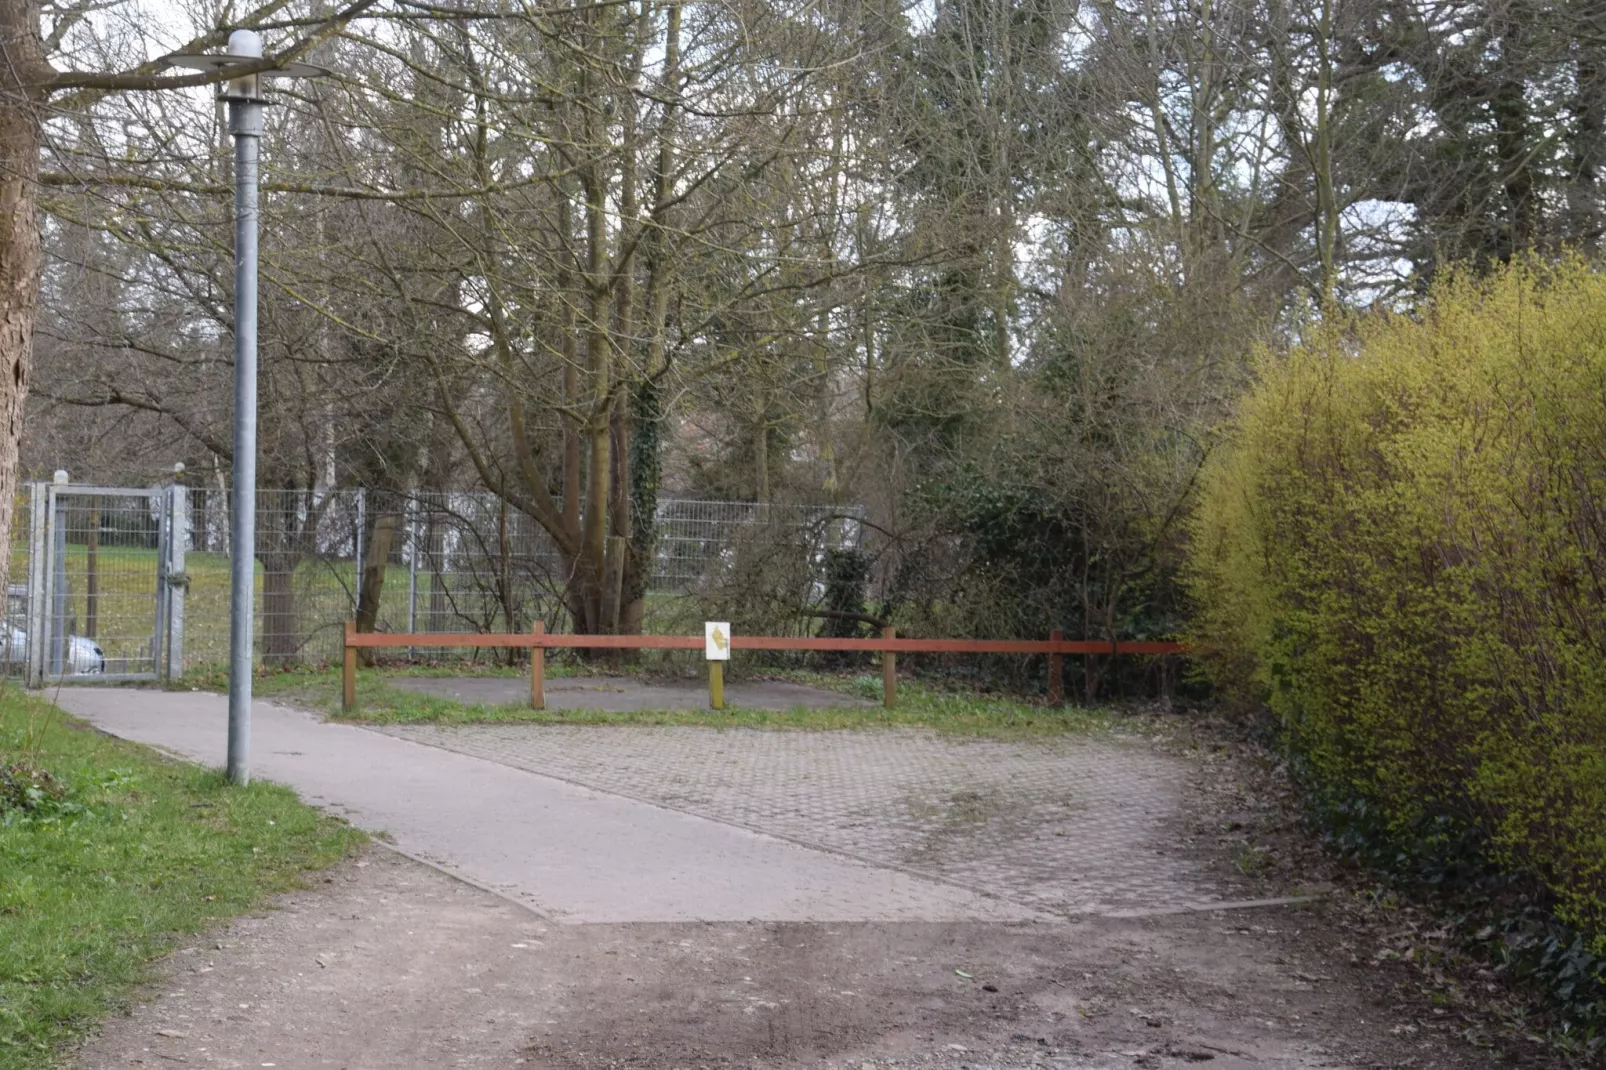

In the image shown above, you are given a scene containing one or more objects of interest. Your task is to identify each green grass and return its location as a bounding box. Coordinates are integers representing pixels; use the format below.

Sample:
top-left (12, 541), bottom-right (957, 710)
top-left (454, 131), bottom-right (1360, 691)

top-left (207, 662), bottom-right (1109, 737)
top-left (0, 690), bottom-right (365, 1068)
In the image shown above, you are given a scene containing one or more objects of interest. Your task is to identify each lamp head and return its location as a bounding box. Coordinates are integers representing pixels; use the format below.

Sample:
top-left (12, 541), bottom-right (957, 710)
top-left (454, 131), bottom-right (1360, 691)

top-left (161, 30), bottom-right (329, 101)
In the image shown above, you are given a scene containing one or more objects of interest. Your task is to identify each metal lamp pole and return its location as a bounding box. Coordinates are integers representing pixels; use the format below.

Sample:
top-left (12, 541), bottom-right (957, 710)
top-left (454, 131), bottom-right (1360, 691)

top-left (162, 33), bottom-right (327, 786)
top-left (226, 29), bottom-right (264, 786)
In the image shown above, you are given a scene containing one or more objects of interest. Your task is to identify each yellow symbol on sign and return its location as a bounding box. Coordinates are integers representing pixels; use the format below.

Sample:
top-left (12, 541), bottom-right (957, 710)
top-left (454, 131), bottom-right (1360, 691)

top-left (705, 621), bottom-right (731, 660)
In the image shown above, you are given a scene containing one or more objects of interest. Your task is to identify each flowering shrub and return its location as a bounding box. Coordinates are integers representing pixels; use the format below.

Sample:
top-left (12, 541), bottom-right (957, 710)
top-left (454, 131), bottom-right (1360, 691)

top-left (1189, 258), bottom-right (1606, 946)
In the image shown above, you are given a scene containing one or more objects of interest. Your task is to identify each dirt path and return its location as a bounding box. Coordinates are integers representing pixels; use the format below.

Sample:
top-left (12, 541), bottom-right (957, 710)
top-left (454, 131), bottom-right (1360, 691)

top-left (76, 847), bottom-right (1496, 1070)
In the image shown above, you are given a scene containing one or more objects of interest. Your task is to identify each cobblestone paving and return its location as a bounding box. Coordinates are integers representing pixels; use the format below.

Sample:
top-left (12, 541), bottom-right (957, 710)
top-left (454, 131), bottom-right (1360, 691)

top-left (378, 723), bottom-right (1233, 917)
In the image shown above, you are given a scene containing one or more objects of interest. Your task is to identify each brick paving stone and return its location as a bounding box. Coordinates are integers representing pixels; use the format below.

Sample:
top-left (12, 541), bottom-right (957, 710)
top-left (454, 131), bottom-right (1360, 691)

top-left (378, 724), bottom-right (1233, 916)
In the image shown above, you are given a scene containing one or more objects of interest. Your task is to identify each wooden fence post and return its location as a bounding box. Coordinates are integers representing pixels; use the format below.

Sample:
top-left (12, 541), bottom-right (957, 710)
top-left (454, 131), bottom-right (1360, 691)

top-left (1048, 628), bottom-right (1064, 707)
top-left (882, 625), bottom-right (897, 707)
top-left (530, 619), bottom-right (545, 710)
top-left (342, 620), bottom-right (357, 713)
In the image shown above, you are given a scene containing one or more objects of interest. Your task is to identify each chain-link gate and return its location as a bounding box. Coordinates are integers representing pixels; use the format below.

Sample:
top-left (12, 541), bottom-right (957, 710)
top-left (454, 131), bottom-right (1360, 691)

top-left (23, 482), bottom-right (186, 686)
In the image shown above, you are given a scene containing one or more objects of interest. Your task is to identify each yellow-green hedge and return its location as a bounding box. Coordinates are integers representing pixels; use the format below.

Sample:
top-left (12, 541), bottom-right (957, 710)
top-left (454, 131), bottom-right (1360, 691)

top-left (1188, 258), bottom-right (1606, 939)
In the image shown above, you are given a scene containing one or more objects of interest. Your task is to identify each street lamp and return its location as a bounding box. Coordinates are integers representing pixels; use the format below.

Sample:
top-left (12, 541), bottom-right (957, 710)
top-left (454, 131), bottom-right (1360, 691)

top-left (163, 31), bottom-right (326, 785)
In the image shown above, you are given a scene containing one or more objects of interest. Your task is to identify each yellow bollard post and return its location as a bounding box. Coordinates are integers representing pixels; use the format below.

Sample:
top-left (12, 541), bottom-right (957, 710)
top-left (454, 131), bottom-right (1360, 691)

top-left (709, 660), bottom-right (725, 710)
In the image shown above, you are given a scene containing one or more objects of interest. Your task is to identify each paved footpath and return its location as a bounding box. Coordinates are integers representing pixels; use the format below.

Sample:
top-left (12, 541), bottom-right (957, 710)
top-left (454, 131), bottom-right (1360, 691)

top-left (51, 689), bottom-right (1033, 924)
top-left (381, 722), bottom-right (1226, 916)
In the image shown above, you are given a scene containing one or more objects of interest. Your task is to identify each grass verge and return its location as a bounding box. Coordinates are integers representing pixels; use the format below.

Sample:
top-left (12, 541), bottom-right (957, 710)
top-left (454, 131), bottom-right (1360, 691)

top-left (205, 663), bottom-right (1109, 736)
top-left (0, 689), bottom-right (364, 1068)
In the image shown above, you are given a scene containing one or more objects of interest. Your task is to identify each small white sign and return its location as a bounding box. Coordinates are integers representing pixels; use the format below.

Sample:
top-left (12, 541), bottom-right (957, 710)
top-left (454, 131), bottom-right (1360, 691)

top-left (705, 621), bottom-right (731, 660)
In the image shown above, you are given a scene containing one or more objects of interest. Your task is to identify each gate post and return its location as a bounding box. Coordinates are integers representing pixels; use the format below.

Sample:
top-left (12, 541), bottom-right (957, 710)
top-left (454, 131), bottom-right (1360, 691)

top-left (165, 482), bottom-right (188, 679)
top-left (47, 481), bottom-right (67, 679)
top-left (154, 485), bottom-right (169, 676)
top-left (25, 483), bottom-right (45, 688)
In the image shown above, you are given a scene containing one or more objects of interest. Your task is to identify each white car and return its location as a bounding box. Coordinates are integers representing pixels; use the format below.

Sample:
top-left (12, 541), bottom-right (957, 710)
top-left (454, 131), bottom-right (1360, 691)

top-left (1, 626), bottom-right (106, 675)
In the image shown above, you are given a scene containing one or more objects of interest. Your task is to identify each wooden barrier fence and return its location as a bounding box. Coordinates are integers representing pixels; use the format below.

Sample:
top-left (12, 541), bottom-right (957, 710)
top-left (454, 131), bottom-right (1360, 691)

top-left (341, 620), bottom-right (1185, 713)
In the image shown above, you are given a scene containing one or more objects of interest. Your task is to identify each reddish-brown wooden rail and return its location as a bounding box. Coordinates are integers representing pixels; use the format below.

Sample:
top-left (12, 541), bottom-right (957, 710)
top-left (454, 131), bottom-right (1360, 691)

top-left (343, 631), bottom-right (1181, 655)
top-left (340, 620), bottom-right (1184, 713)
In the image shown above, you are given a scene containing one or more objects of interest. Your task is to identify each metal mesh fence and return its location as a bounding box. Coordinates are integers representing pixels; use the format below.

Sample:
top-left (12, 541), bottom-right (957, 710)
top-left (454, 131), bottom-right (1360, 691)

top-left (652, 499), bottom-right (865, 594)
top-left (186, 489), bottom-right (861, 668)
top-left (2, 485), bottom-right (864, 674)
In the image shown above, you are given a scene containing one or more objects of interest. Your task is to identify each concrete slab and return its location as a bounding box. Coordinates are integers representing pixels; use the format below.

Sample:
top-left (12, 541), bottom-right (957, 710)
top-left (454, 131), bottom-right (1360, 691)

top-left (48, 688), bottom-right (1038, 925)
top-left (392, 674), bottom-right (874, 711)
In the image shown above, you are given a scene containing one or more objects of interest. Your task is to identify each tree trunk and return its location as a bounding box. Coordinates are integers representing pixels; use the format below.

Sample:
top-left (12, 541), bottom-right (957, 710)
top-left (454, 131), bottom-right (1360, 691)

top-left (257, 490), bottom-right (305, 664)
top-left (1311, 0), bottom-right (1338, 303)
top-left (608, 405), bottom-right (634, 638)
top-left (0, 0), bottom-right (46, 592)
top-left (580, 149), bottom-right (613, 635)
top-left (353, 507), bottom-right (398, 667)
top-left (605, 9), bottom-right (643, 640)
top-left (561, 550), bottom-right (601, 635)
top-left (498, 497), bottom-right (525, 664)
top-left (754, 420), bottom-right (769, 502)
top-left (558, 195), bottom-right (582, 544)
top-left (613, 0), bottom-right (676, 638)
top-left (620, 379), bottom-right (660, 636)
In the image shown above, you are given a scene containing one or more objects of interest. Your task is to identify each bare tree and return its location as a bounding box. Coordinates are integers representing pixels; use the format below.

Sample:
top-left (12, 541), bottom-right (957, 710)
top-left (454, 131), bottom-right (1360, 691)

top-left (0, 0), bottom-right (377, 594)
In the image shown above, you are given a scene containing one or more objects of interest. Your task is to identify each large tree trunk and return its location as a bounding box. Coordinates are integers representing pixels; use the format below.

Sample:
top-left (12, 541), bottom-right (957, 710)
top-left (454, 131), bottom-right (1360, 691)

top-left (0, 0), bottom-right (46, 592)
top-left (256, 489), bottom-right (319, 664)
top-left (582, 161), bottom-right (612, 634)
top-left (353, 507), bottom-right (398, 667)
top-left (619, 380), bottom-right (660, 636)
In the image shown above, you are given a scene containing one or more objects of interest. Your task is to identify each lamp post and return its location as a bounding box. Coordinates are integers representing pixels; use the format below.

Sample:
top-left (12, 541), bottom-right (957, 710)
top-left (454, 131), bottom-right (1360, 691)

top-left (163, 31), bottom-right (326, 785)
